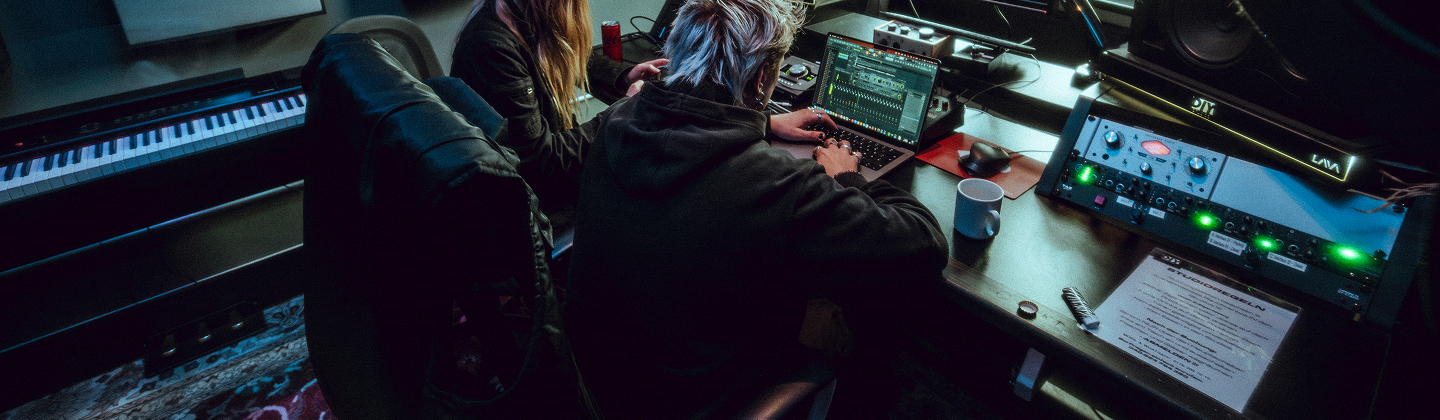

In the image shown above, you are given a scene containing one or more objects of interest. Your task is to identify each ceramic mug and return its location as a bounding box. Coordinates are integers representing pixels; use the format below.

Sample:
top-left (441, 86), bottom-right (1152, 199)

top-left (955, 178), bottom-right (1003, 239)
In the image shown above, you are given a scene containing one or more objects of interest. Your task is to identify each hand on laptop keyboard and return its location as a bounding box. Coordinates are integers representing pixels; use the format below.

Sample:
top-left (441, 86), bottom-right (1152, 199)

top-left (769, 108), bottom-right (836, 143)
top-left (813, 138), bottom-right (861, 178)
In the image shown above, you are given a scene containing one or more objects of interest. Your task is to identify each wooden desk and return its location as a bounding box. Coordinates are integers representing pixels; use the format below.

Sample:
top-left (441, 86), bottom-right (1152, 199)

top-left (901, 110), bottom-right (1393, 420)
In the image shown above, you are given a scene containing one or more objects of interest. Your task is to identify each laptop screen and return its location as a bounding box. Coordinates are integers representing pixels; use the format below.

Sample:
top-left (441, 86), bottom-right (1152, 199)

top-left (813, 33), bottom-right (940, 148)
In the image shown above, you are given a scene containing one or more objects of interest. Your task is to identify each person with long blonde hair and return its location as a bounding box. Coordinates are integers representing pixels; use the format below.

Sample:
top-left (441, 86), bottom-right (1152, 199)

top-left (451, 0), bottom-right (668, 212)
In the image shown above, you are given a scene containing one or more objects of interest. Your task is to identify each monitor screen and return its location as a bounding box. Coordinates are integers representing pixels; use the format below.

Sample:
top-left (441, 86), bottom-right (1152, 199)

top-left (113, 0), bottom-right (324, 45)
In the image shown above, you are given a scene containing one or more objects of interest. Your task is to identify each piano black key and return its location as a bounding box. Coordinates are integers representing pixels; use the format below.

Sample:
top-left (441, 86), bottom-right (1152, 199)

top-left (227, 112), bottom-right (237, 125)
top-left (57, 151), bottom-right (69, 168)
top-left (72, 148), bottom-right (82, 164)
top-left (284, 97), bottom-right (295, 110)
top-left (216, 113), bottom-right (225, 127)
top-left (257, 104), bottom-right (266, 117)
top-left (187, 120), bottom-right (196, 135)
top-left (19, 160), bottom-right (30, 177)
top-left (174, 124), bottom-right (182, 138)
top-left (205, 116), bottom-right (214, 130)
top-left (245, 107), bottom-right (255, 120)
top-left (108, 139), bottom-right (119, 155)
top-left (151, 129), bottom-right (161, 143)
top-left (94, 143), bottom-right (104, 159)
top-left (3, 163), bottom-right (14, 181)
top-left (43, 154), bottom-right (55, 171)
top-left (295, 95), bottom-right (305, 106)
top-left (130, 134), bottom-right (140, 150)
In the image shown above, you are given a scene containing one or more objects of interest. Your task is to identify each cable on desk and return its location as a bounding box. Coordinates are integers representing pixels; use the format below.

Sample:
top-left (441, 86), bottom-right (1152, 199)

top-left (958, 52), bottom-right (1043, 118)
top-left (629, 16), bottom-right (660, 45)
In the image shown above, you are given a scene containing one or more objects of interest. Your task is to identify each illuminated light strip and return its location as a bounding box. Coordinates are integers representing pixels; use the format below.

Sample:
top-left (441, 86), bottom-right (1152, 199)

top-left (1101, 76), bottom-right (1356, 183)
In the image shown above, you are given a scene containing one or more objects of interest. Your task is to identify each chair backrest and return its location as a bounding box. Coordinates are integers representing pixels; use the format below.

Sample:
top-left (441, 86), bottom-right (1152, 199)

top-left (300, 33), bottom-right (583, 420)
top-left (326, 15), bottom-right (445, 81)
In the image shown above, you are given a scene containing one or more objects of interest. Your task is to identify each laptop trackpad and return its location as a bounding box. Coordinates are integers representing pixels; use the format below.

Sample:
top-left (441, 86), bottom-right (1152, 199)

top-left (770, 141), bottom-right (817, 160)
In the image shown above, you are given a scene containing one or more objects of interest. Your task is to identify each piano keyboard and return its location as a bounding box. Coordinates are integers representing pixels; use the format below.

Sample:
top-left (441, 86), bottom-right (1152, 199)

top-left (0, 91), bottom-right (307, 205)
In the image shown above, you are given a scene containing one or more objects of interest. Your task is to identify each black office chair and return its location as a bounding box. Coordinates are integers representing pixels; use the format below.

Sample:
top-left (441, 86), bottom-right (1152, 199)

top-left (301, 32), bottom-right (836, 420)
top-left (326, 15), bottom-right (445, 81)
top-left (302, 32), bottom-right (582, 419)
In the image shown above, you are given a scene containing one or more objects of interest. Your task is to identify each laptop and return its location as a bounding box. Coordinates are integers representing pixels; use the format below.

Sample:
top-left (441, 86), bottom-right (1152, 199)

top-left (771, 33), bottom-right (941, 182)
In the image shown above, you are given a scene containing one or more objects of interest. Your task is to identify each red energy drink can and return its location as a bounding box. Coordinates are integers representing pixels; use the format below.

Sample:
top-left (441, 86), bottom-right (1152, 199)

top-left (602, 20), bottom-right (622, 62)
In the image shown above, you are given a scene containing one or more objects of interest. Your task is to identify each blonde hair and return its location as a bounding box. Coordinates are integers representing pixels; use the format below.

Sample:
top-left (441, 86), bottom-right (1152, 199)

top-left (464, 0), bottom-right (593, 129)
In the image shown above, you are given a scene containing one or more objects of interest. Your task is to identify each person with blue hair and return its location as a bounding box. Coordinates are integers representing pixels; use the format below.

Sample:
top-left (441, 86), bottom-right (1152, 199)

top-left (566, 0), bottom-right (949, 417)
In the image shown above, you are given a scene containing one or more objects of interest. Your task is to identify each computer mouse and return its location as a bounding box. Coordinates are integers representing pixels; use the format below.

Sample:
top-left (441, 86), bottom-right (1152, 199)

top-left (959, 141), bottom-right (1012, 178)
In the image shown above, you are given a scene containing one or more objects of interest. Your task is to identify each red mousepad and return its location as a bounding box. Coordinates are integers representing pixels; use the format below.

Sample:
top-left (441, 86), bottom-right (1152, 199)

top-left (915, 133), bottom-right (1044, 199)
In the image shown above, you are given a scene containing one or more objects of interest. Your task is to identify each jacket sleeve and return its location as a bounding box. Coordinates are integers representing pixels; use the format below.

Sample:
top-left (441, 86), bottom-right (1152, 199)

top-left (451, 34), bottom-right (600, 202)
top-left (784, 167), bottom-right (949, 286)
top-left (587, 50), bottom-right (634, 104)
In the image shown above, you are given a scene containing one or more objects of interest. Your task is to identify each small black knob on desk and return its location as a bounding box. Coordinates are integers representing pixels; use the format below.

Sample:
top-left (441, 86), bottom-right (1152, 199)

top-left (1243, 249), bottom-right (1262, 268)
top-left (1131, 206), bottom-right (1147, 224)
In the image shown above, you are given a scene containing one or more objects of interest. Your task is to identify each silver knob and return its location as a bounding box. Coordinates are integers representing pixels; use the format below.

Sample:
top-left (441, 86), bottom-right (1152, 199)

top-left (1140, 162), bottom-right (1152, 175)
top-left (1188, 156), bottom-right (1207, 175)
top-left (918, 27), bottom-right (935, 39)
top-left (1103, 131), bottom-right (1122, 149)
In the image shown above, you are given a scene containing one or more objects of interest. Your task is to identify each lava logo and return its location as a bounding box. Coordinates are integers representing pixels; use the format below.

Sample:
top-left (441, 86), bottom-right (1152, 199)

top-left (1311, 154), bottom-right (1342, 174)
top-left (1189, 97), bottom-right (1217, 119)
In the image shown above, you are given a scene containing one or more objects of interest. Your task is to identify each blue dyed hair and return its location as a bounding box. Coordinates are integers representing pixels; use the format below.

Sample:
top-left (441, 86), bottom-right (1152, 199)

top-left (661, 0), bottom-right (805, 105)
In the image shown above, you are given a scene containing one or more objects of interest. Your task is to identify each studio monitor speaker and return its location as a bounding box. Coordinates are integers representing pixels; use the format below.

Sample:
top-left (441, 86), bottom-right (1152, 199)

top-left (1124, 0), bottom-right (1353, 138)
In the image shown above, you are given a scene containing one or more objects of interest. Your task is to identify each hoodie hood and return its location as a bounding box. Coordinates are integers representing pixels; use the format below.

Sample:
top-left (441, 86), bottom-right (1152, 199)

top-left (599, 80), bottom-right (768, 194)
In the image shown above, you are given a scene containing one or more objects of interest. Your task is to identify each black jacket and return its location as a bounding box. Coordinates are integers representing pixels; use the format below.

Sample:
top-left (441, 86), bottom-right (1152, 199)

top-left (450, 0), bottom-right (633, 212)
top-left (566, 80), bottom-right (948, 417)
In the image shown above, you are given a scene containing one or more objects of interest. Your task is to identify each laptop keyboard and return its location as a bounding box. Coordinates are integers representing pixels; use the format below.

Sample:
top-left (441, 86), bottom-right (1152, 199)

top-left (821, 128), bottom-right (905, 170)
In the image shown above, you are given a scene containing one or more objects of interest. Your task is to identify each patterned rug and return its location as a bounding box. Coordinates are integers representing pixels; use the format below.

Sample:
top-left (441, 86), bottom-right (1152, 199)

top-left (2, 295), bottom-right (331, 420)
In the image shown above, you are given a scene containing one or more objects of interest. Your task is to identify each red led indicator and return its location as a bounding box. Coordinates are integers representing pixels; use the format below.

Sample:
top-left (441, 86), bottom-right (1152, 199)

top-left (1141, 140), bottom-right (1171, 156)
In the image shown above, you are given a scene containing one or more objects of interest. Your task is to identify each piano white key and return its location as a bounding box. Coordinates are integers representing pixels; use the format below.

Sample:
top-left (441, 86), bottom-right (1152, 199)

top-left (224, 109), bottom-right (246, 143)
top-left (74, 145), bottom-right (97, 182)
top-left (256, 102), bottom-right (277, 134)
top-left (136, 131), bottom-right (157, 165)
top-left (158, 125), bottom-right (177, 160)
top-left (181, 118), bottom-right (202, 154)
top-left (0, 164), bottom-right (13, 201)
top-left (121, 135), bottom-right (139, 171)
top-left (36, 155), bottom-right (63, 194)
top-left (195, 116), bottom-right (216, 151)
top-left (130, 133), bottom-right (149, 166)
top-left (82, 144), bottom-right (104, 181)
top-left (235, 108), bottom-right (255, 140)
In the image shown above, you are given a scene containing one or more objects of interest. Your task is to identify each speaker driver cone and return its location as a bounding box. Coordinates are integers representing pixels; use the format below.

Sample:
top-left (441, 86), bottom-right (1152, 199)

top-left (1168, 0), bottom-right (1255, 69)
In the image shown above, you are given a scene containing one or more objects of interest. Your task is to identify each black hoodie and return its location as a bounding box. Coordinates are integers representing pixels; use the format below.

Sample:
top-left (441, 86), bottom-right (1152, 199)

top-left (566, 80), bottom-right (947, 417)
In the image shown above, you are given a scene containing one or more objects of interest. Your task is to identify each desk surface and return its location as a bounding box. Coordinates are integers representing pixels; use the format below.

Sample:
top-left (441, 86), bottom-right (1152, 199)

top-left (901, 106), bottom-right (1391, 420)
top-left (784, 14), bottom-right (1396, 418)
